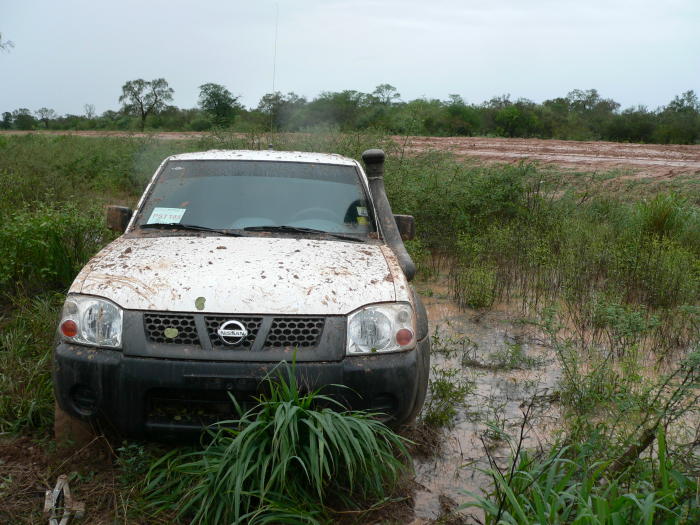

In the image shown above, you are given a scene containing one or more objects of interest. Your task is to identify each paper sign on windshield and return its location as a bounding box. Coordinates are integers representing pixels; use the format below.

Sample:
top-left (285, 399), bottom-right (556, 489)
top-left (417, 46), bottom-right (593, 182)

top-left (147, 207), bottom-right (186, 224)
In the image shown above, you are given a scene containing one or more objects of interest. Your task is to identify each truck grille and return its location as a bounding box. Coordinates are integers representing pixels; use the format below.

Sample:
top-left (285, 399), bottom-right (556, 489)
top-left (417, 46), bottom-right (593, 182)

top-left (205, 316), bottom-right (262, 348)
top-left (141, 313), bottom-right (330, 351)
top-left (265, 317), bottom-right (325, 347)
top-left (144, 313), bottom-right (200, 345)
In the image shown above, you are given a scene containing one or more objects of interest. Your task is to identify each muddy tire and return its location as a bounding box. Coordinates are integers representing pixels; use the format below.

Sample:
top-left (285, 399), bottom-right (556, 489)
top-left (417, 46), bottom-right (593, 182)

top-left (402, 344), bottom-right (430, 427)
top-left (401, 290), bottom-right (431, 427)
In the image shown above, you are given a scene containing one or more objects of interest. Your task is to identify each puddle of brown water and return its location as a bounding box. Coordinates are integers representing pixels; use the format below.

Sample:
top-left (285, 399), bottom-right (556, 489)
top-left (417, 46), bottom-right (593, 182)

top-left (412, 287), bottom-right (561, 521)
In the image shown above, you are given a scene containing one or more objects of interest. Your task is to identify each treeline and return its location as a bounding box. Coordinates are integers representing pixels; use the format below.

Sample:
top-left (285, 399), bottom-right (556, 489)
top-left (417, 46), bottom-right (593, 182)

top-left (2, 80), bottom-right (699, 144)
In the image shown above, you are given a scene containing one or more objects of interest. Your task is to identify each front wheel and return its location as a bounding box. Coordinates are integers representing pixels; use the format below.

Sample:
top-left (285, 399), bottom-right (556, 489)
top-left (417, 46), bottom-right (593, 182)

top-left (400, 339), bottom-right (431, 428)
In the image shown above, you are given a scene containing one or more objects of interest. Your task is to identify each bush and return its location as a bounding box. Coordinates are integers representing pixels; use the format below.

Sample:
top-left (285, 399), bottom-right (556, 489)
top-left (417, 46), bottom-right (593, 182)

top-left (0, 204), bottom-right (112, 294)
top-left (189, 117), bottom-right (213, 131)
top-left (453, 266), bottom-right (497, 309)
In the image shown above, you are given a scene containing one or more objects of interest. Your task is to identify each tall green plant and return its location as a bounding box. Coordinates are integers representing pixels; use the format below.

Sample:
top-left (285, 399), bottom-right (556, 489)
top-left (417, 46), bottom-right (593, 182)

top-left (463, 437), bottom-right (699, 524)
top-left (144, 364), bottom-right (409, 524)
top-left (0, 204), bottom-right (112, 294)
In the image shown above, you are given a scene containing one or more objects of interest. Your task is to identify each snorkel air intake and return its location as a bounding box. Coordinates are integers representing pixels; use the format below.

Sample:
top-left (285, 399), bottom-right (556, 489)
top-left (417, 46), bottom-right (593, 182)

top-left (362, 149), bottom-right (416, 281)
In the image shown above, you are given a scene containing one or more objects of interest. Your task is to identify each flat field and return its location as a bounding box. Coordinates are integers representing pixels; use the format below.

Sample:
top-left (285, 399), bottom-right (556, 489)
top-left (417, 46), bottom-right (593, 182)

top-left (4, 130), bottom-right (700, 177)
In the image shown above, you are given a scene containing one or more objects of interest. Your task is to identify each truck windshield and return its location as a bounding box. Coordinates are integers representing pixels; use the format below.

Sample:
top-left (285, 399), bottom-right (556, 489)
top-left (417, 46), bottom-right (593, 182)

top-left (136, 160), bottom-right (377, 236)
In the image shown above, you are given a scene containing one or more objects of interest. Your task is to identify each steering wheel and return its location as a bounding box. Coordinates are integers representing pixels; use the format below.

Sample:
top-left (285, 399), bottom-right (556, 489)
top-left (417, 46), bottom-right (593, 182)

top-left (288, 207), bottom-right (341, 224)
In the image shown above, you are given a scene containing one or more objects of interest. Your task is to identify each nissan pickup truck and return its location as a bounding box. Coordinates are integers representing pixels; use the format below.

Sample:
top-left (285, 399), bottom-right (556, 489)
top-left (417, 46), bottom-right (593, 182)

top-left (53, 148), bottom-right (430, 442)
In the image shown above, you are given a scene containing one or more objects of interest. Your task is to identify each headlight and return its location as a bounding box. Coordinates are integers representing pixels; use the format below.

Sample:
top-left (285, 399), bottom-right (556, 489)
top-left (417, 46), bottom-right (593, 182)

top-left (59, 295), bottom-right (123, 348)
top-left (347, 303), bottom-right (415, 355)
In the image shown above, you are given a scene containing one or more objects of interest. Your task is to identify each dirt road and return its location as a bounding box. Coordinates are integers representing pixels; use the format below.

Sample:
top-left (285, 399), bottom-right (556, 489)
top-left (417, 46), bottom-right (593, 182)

top-left (397, 136), bottom-right (700, 178)
top-left (5, 131), bottom-right (700, 178)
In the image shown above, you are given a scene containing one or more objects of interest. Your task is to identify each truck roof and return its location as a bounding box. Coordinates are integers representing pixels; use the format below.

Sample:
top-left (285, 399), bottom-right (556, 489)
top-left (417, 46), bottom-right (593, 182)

top-left (167, 149), bottom-right (358, 166)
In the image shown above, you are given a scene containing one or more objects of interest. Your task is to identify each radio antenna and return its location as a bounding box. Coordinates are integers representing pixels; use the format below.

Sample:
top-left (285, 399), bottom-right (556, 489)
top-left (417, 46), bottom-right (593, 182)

top-left (272, 3), bottom-right (279, 94)
top-left (270, 3), bottom-right (279, 133)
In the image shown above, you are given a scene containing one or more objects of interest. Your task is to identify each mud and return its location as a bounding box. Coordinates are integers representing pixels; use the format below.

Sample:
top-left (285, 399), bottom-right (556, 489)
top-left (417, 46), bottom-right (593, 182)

top-left (410, 284), bottom-right (561, 522)
top-left (4, 131), bottom-right (699, 178)
top-left (397, 136), bottom-right (700, 179)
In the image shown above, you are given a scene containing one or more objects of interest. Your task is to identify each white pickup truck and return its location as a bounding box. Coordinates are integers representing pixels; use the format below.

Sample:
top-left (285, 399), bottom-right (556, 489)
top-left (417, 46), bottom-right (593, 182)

top-left (53, 148), bottom-right (430, 441)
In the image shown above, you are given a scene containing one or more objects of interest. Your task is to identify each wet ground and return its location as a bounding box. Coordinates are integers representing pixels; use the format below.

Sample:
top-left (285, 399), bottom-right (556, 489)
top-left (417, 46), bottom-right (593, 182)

top-left (399, 136), bottom-right (700, 179)
top-left (410, 283), bottom-right (561, 522)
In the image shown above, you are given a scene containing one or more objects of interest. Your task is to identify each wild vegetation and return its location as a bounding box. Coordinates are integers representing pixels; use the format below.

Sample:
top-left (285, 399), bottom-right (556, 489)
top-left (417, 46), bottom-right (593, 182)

top-left (0, 132), bottom-right (698, 522)
top-left (3, 83), bottom-right (700, 144)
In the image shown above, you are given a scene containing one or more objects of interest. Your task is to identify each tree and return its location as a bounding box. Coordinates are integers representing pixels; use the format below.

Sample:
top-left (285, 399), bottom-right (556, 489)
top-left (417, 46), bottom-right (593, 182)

top-left (84, 104), bottom-right (96, 119)
top-left (445, 95), bottom-right (481, 136)
top-left (1, 112), bottom-right (12, 129)
top-left (12, 108), bottom-right (36, 130)
top-left (307, 90), bottom-right (365, 130)
top-left (35, 107), bottom-right (57, 128)
top-left (198, 83), bottom-right (241, 127)
top-left (485, 94), bottom-right (513, 110)
top-left (565, 89), bottom-right (620, 139)
top-left (119, 78), bottom-right (174, 131)
top-left (655, 90), bottom-right (700, 144)
top-left (257, 91), bottom-right (307, 130)
top-left (0, 32), bottom-right (14, 52)
top-left (372, 84), bottom-right (401, 105)
top-left (666, 90), bottom-right (700, 113)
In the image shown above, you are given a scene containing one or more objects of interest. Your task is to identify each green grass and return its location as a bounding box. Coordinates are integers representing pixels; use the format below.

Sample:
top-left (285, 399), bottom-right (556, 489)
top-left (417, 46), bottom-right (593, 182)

top-left (144, 364), bottom-right (409, 524)
top-left (463, 431), bottom-right (699, 524)
top-left (0, 293), bottom-right (62, 433)
top-left (0, 204), bottom-right (113, 295)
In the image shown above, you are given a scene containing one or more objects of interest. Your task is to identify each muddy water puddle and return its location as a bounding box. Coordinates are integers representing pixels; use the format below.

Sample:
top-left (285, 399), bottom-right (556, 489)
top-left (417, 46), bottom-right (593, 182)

top-left (411, 287), bottom-right (561, 522)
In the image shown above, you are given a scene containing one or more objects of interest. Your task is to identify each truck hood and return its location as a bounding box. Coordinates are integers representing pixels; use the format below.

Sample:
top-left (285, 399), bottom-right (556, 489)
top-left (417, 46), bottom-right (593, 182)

top-left (71, 236), bottom-right (406, 315)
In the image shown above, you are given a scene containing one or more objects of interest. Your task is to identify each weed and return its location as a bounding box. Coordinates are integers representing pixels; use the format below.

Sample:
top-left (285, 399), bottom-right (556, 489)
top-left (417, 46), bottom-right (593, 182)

top-left (0, 293), bottom-right (62, 433)
top-left (0, 204), bottom-right (112, 295)
top-left (487, 342), bottom-right (545, 370)
top-left (463, 434), bottom-right (699, 524)
top-left (637, 192), bottom-right (694, 241)
top-left (421, 366), bottom-right (474, 428)
top-left (431, 328), bottom-right (478, 359)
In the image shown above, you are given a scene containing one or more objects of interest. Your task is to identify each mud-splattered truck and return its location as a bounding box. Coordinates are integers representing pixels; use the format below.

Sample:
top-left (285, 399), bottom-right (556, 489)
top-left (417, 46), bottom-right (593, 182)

top-left (53, 148), bottom-right (430, 442)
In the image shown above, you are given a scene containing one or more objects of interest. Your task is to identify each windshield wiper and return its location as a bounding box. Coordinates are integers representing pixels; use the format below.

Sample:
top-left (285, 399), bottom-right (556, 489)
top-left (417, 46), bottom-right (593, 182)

top-left (139, 223), bottom-right (245, 237)
top-left (243, 225), bottom-right (364, 243)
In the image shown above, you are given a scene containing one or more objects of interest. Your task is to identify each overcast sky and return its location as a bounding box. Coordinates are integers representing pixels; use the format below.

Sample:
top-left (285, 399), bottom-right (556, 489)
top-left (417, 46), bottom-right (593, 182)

top-left (1, 0), bottom-right (698, 115)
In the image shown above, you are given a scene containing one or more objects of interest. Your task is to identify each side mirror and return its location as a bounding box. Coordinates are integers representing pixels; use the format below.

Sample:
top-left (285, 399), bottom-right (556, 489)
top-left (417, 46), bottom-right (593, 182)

top-left (393, 214), bottom-right (415, 241)
top-left (106, 205), bottom-right (133, 233)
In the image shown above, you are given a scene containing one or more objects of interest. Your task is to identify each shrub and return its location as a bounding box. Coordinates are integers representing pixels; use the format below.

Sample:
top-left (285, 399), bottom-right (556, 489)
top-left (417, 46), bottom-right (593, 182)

top-left (189, 117), bottom-right (213, 131)
top-left (0, 204), bottom-right (112, 294)
top-left (453, 266), bottom-right (497, 309)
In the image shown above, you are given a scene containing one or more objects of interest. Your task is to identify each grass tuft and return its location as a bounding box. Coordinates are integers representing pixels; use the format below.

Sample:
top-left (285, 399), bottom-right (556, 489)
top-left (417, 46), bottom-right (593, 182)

top-left (144, 363), bottom-right (409, 524)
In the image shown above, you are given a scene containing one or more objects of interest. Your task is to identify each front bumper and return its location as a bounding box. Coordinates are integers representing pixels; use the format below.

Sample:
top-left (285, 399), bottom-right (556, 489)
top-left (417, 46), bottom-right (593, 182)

top-left (53, 340), bottom-right (427, 440)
